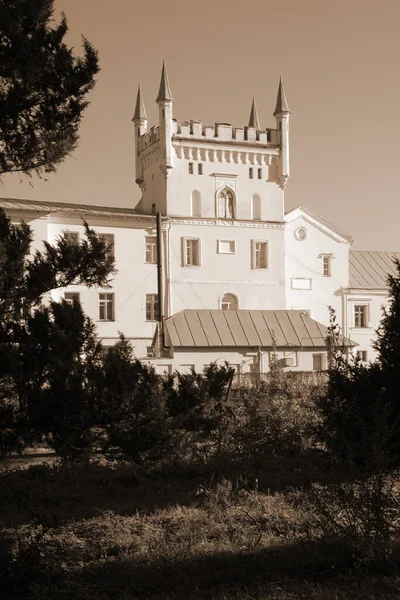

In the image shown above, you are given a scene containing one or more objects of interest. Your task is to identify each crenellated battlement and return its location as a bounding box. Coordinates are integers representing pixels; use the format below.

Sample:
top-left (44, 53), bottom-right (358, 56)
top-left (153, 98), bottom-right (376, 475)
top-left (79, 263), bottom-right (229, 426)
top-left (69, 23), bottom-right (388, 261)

top-left (138, 125), bottom-right (160, 153)
top-left (171, 120), bottom-right (278, 146)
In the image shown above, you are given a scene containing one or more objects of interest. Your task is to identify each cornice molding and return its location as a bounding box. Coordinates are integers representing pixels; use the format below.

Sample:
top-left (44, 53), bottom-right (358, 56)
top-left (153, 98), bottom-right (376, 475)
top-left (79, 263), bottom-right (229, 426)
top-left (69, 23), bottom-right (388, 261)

top-left (168, 217), bottom-right (284, 230)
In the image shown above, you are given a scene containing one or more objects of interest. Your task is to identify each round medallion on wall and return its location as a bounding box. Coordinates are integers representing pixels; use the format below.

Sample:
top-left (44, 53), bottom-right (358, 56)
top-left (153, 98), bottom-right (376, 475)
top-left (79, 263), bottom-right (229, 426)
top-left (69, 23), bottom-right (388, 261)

top-left (294, 227), bottom-right (308, 241)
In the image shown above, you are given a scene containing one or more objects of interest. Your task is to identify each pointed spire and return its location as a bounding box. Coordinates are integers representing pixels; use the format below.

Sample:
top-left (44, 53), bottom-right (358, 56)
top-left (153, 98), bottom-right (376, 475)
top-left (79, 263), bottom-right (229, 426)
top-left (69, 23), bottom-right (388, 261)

top-left (248, 98), bottom-right (260, 129)
top-left (273, 76), bottom-right (290, 117)
top-left (133, 84), bottom-right (148, 121)
top-left (156, 61), bottom-right (173, 103)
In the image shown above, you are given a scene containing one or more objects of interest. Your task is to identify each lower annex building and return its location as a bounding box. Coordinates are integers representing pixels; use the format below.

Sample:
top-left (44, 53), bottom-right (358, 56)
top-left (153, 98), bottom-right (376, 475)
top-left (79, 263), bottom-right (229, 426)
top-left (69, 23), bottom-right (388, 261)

top-left (2, 65), bottom-right (398, 374)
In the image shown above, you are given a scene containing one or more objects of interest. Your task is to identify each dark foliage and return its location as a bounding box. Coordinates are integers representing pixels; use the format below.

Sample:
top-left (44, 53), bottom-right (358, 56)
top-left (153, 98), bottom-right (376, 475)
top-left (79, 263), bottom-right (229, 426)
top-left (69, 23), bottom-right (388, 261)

top-left (0, 0), bottom-right (99, 179)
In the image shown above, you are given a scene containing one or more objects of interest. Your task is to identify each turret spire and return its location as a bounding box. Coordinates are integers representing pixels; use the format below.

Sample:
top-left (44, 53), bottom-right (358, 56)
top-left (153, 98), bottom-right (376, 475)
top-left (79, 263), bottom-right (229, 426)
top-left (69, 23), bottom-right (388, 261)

top-left (133, 84), bottom-right (148, 121)
top-left (156, 61), bottom-right (173, 103)
top-left (248, 98), bottom-right (260, 129)
top-left (273, 76), bottom-right (290, 117)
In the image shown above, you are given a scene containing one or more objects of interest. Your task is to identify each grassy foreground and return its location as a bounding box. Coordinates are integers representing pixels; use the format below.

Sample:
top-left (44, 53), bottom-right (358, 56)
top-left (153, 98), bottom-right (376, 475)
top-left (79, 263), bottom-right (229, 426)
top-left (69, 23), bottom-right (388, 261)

top-left (1, 458), bottom-right (400, 600)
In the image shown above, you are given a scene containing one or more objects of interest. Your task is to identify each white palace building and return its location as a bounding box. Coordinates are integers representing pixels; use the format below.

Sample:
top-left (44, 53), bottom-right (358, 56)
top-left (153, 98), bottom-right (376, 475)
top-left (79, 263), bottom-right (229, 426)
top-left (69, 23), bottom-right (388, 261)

top-left (3, 64), bottom-right (399, 375)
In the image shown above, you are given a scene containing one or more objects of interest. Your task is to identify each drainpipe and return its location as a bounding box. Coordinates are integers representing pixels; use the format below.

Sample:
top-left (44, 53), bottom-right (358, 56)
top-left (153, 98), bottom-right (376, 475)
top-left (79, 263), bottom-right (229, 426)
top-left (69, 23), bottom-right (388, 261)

top-left (155, 212), bottom-right (164, 358)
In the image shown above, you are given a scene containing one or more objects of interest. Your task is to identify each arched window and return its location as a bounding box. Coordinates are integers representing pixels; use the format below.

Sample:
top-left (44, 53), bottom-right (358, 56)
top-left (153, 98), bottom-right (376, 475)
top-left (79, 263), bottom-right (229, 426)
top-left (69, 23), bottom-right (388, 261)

top-left (217, 187), bottom-right (235, 219)
top-left (251, 194), bottom-right (261, 220)
top-left (191, 190), bottom-right (201, 217)
top-left (221, 293), bottom-right (238, 310)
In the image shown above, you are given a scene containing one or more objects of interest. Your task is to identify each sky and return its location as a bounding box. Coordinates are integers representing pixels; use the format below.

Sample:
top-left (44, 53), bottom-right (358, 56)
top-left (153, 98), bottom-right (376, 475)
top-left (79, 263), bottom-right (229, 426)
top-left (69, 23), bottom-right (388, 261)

top-left (2, 0), bottom-right (400, 250)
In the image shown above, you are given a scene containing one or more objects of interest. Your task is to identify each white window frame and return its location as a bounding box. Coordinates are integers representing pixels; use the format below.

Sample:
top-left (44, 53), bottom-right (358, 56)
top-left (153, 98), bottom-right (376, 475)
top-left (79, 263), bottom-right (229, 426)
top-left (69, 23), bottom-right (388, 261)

top-left (220, 293), bottom-right (238, 310)
top-left (145, 237), bottom-right (157, 264)
top-left (321, 254), bottom-right (332, 277)
top-left (216, 187), bottom-right (235, 219)
top-left (188, 162), bottom-right (194, 174)
top-left (180, 364), bottom-right (195, 374)
top-left (64, 292), bottom-right (80, 306)
top-left (98, 293), bottom-right (114, 322)
top-left (145, 294), bottom-right (159, 322)
top-left (291, 277), bottom-right (312, 290)
top-left (353, 304), bottom-right (369, 328)
top-left (182, 237), bottom-right (201, 267)
top-left (217, 240), bottom-right (235, 254)
top-left (251, 239), bottom-right (269, 269)
top-left (99, 233), bottom-right (115, 260)
top-left (356, 350), bottom-right (368, 362)
top-left (312, 353), bottom-right (324, 371)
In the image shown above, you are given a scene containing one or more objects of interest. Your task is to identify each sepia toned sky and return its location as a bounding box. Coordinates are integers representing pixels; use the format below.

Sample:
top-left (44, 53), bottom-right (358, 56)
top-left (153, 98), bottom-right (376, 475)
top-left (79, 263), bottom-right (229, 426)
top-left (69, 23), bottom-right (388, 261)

top-left (2, 0), bottom-right (400, 250)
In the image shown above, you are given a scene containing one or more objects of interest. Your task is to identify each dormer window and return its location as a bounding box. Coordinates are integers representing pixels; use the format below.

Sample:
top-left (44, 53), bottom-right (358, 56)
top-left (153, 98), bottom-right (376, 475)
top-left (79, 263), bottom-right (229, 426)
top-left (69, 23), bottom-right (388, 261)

top-left (217, 188), bottom-right (235, 219)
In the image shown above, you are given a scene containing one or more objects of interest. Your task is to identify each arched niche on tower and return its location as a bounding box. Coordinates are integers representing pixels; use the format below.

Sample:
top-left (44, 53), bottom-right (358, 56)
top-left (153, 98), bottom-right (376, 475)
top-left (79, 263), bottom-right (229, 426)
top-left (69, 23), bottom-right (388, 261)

top-left (215, 186), bottom-right (235, 219)
top-left (251, 194), bottom-right (261, 220)
top-left (191, 190), bottom-right (201, 217)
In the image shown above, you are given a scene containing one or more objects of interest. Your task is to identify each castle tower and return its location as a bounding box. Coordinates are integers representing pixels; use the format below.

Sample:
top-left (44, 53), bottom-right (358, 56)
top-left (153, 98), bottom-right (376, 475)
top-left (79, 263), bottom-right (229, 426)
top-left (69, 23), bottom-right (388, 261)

top-left (273, 77), bottom-right (290, 190)
top-left (132, 84), bottom-right (148, 187)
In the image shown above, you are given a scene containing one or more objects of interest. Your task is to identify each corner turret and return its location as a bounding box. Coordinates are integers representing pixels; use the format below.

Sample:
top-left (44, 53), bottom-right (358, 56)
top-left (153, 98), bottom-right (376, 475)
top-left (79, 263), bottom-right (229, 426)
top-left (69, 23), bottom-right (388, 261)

top-left (132, 84), bottom-right (148, 185)
top-left (156, 62), bottom-right (174, 175)
top-left (273, 77), bottom-right (290, 190)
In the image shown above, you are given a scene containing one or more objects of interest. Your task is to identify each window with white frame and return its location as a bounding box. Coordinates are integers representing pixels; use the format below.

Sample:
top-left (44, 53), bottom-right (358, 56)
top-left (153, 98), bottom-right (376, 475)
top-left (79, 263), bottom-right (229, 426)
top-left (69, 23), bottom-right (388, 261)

top-left (99, 293), bottom-right (114, 321)
top-left (354, 304), bottom-right (369, 328)
top-left (64, 292), bottom-right (80, 306)
top-left (145, 294), bottom-right (159, 321)
top-left (198, 164), bottom-right (203, 175)
top-left (155, 364), bottom-right (172, 375)
top-left (312, 354), bottom-right (324, 371)
top-left (322, 255), bottom-right (332, 277)
top-left (188, 162), bottom-right (193, 174)
top-left (356, 350), bottom-right (368, 362)
top-left (291, 278), bottom-right (312, 290)
top-left (217, 188), bottom-right (234, 219)
top-left (145, 237), bottom-right (157, 264)
top-left (99, 233), bottom-right (115, 260)
top-left (221, 293), bottom-right (238, 310)
top-left (252, 240), bottom-right (268, 269)
top-left (180, 364), bottom-right (195, 374)
top-left (183, 237), bottom-right (200, 266)
top-left (218, 240), bottom-right (235, 254)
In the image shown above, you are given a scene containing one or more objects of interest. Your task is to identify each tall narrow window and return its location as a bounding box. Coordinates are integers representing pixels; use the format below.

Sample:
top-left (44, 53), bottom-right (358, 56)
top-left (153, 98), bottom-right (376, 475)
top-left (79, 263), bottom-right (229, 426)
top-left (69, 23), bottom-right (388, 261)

top-left (99, 293), bottom-right (114, 321)
top-left (312, 354), bottom-right (323, 371)
top-left (249, 168), bottom-right (253, 179)
top-left (99, 234), bottom-right (115, 260)
top-left (258, 168), bottom-right (262, 179)
top-left (252, 240), bottom-right (268, 269)
top-left (198, 164), bottom-right (203, 175)
top-left (251, 194), bottom-right (261, 220)
top-left (221, 293), bottom-right (238, 310)
top-left (191, 190), bottom-right (201, 217)
top-left (217, 188), bottom-right (234, 219)
top-left (322, 255), bottom-right (331, 277)
top-left (188, 162), bottom-right (194, 174)
top-left (146, 294), bottom-right (159, 321)
top-left (184, 238), bottom-right (200, 266)
top-left (145, 237), bottom-right (157, 264)
top-left (354, 305), bottom-right (368, 328)
top-left (356, 350), bottom-right (368, 362)
top-left (64, 292), bottom-right (80, 306)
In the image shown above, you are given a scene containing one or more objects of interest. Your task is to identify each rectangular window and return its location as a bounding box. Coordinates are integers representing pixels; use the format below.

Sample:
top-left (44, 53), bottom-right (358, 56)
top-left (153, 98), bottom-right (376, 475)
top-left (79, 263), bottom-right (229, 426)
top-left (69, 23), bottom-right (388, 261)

top-left (155, 364), bottom-right (172, 375)
top-left (183, 237), bottom-right (200, 266)
top-left (249, 168), bottom-right (253, 179)
top-left (312, 354), bottom-right (324, 371)
top-left (291, 278), bottom-right (312, 290)
top-left (258, 168), bottom-right (262, 179)
top-left (198, 163), bottom-right (203, 175)
top-left (180, 364), bottom-right (195, 374)
top-left (145, 237), bottom-right (157, 264)
top-left (145, 294), bottom-right (159, 321)
top-left (252, 240), bottom-right (268, 269)
top-left (99, 293), bottom-right (114, 321)
top-left (65, 231), bottom-right (79, 244)
top-left (322, 255), bottom-right (331, 277)
top-left (99, 233), bottom-right (115, 260)
top-left (64, 292), bottom-right (80, 306)
top-left (356, 350), bottom-right (368, 362)
top-left (188, 162), bottom-right (194, 174)
top-left (218, 240), bottom-right (235, 254)
top-left (354, 305), bottom-right (368, 328)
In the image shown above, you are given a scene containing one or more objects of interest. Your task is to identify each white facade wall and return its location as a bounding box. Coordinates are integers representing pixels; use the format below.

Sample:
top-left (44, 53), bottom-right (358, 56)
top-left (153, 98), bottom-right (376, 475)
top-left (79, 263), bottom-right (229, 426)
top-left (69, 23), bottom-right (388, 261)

top-left (344, 290), bottom-right (387, 363)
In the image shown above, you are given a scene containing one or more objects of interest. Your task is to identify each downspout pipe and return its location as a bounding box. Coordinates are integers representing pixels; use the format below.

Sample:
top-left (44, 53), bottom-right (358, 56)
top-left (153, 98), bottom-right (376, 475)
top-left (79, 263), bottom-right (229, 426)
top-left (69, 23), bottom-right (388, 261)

top-left (156, 212), bottom-right (164, 358)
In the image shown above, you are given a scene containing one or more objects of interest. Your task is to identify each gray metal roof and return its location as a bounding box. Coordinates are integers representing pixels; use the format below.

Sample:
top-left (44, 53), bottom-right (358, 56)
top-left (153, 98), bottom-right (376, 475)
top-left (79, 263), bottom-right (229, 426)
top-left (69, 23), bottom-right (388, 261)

top-left (0, 197), bottom-right (153, 218)
top-left (349, 251), bottom-right (400, 289)
top-left (164, 309), bottom-right (355, 349)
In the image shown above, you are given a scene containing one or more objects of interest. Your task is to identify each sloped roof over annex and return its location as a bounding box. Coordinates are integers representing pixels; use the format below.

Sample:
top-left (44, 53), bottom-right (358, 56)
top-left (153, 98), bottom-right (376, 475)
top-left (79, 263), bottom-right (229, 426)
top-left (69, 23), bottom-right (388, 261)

top-left (285, 206), bottom-right (353, 243)
top-left (164, 309), bottom-right (355, 349)
top-left (349, 251), bottom-right (400, 289)
top-left (0, 197), bottom-right (153, 220)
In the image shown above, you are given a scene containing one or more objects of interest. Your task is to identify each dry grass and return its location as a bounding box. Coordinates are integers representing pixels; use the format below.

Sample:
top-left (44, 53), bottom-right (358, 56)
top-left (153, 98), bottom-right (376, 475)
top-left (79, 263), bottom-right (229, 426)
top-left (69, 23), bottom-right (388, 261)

top-left (1, 459), bottom-right (400, 600)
